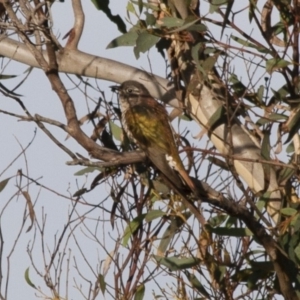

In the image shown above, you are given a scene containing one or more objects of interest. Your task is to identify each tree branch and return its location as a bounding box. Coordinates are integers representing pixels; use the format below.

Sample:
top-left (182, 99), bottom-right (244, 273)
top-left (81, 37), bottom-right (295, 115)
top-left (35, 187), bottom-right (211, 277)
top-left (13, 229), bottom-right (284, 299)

top-left (65, 0), bottom-right (84, 50)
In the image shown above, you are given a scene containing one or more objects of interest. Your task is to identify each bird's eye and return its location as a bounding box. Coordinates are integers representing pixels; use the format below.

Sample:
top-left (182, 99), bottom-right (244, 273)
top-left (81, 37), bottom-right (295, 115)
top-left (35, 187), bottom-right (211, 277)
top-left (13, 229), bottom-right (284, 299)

top-left (127, 88), bottom-right (133, 93)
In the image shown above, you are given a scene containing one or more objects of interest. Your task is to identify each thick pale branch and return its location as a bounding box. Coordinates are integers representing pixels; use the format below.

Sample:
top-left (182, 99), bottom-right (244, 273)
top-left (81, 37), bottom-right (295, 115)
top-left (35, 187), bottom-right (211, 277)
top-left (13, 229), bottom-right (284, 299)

top-left (189, 83), bottom-right (281, 221)
top-left (0, 37), bottom-right (178, 105)
top-left (0, 36), bottom-right (281, 217)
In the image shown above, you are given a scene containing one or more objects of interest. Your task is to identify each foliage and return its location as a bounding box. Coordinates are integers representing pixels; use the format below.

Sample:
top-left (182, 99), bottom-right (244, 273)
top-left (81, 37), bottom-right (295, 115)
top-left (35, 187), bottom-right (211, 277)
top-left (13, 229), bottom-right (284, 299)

top-left (0, 0), bottom-right (300, 300)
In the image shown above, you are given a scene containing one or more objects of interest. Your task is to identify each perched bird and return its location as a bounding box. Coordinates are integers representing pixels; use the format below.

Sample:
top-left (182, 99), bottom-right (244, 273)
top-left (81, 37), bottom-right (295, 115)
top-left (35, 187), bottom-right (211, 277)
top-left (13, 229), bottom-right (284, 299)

top-left (111, 80), bottom-right (204, 223)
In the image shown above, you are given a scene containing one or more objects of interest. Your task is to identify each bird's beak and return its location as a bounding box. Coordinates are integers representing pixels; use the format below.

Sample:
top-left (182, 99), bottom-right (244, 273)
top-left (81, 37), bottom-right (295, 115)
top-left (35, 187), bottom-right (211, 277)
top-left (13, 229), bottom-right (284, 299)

top-left (110, 85), bottom-right (120, 93)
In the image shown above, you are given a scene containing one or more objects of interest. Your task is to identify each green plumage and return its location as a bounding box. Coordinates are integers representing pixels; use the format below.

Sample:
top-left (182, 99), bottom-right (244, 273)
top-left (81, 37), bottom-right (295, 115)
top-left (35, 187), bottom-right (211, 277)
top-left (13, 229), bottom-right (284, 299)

top-left (112, 80), bottom-right (196, 193)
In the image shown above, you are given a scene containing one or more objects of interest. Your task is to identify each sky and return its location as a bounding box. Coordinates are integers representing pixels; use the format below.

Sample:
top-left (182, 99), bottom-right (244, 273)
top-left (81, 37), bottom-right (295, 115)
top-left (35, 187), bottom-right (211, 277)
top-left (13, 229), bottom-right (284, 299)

top-left (0, 1), bottom-right (287, 299)
top-left (0, 1), bottom-right (172, 299)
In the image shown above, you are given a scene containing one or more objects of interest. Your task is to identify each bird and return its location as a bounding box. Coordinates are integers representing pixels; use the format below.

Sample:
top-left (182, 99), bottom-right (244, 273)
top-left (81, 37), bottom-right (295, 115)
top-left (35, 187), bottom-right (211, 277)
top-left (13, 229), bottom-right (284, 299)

top-left (111, 80), bottom-right (204, 224)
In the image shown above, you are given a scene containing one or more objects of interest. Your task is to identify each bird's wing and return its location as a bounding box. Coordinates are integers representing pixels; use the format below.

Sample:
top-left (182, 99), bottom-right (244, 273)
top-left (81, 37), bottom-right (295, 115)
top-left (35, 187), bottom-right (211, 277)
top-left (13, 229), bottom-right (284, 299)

top-left (128, 105), bottom-right (176, 153)
top-left (125, 105), bottom-right (186, 188)
top-left (146, 145), bottom-right (186, 190)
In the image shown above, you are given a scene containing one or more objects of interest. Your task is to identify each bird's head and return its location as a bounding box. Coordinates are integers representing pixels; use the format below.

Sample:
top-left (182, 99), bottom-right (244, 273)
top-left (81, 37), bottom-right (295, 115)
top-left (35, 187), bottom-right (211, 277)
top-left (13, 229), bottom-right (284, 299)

top-left (111, 81), bottom-right (150, 99)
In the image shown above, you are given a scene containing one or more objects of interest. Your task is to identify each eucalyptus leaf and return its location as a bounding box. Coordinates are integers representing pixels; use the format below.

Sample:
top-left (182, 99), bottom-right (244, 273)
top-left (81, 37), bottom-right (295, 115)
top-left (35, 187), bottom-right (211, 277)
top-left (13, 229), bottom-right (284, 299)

top-left (145, 210), bottom-right (166, 222)
top-left (98, 274), bottom-right (106, 295)
top-left (109, 121), bottom-right (122, 141)
top-left (134, 32), bottom-right (160, 59)
top-left (184, 271), bottom-right (210, 297)
top-left (285, 109), bottom-right (300, 144)
top-left (0, 177), bottom-right (10, 193)
top-left (266, 58), bottom-right (291, 74)
top-left (157, 17), bottom-right (184, 28)
top-left (280, 207), bottom-right (297, 216)
top-left (157, 215), bottom-right (186, 255)
top-left (24, 268), bottom-right (36, 289)
top-left (153, 255), bottom-right (200, 271)
top-left (206, 225), bottom-right (253, 237)
top-left (122, 214), bottom-right (146, 246)
top-left (134, 284), bottom-right (145, 300)
top-left (91, 0), bottom-right (126, 33)
top-left (107, 31), bottom-right (139, 49)
top-left (0, 74), bottom-right (17, 79)
top-left (74, 167), bottom-right (100, 176)
top-left (257, 85), bottom-right (264, 103)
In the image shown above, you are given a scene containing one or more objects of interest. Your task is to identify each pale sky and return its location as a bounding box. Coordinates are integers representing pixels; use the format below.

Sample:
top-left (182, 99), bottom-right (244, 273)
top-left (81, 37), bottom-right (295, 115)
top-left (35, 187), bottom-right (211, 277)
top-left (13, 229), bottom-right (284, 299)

top-left (0, 2), bottom-right (170, 299)
top-left (0, 1), bottom-right (286, 299)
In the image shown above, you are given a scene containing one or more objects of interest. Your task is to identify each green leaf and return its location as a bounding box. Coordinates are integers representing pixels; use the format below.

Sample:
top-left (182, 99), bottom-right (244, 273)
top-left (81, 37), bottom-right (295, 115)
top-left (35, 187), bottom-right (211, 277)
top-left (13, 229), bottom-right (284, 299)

top-left (256, 191), bottom-right (272, 212)
top-left (157, 17), bottom-right (184, 28)
top-left (207, 106), bottom-right (225, 130)
top-left (106, 31), bottom-right (139, 49)
top-left (285, 109), bottom-right (300, 144)
top-left (271, 85), bottom-right (289, 101)
top-left (122, 214), bottom-right (146, 246)
top-left (202, 55), bottom-right (219, 72)
top-left (249, 261), bottom-right (273, 271)
top-left (231, 35), bottom-right (269, 53)
top-left (249, 0), bottom-right (258, 22)
top-left (266, 58), bottom-right (291, 74)
top-left (169, 17), bottom-right (205, 34)
top-left (229, 74), bottom-right (247, 97)
top-left (153, 255), bottom-right (200, 271)
top-left (208, 214), bottom-right (227, 227)
top-left (137, 0), bottom-right (143, 14)
top-left (204, 47), bottom-right (219, 54)
top-left (221, 0), bottom-right (233, 38)
top-left (134, 284), bottom-right (145, 300)
top-left (157, 16), bottom-right (205, 34)
top-left (109, 121), bottom-right (122, 141)
top-left (0, 74), bottom-right (17, 79)
top-left (256, 199), bottom-right (266, 212)
top-left (256, 117), bottom-right (269, 126)
top-left (291, 215), bottom-right (300, 232)
top-left (179, 114), bottom-right (192, 121)
top-left (131, 0), bottom-right (160, 12)
top-left (126, 2), bottom-right (136, 14)
top-left (184, 271), bottom-right (210, 297)
top-left (280, 207), bottom-right (297, 216)
top-left (206, 225), bottom-right (253, 237)
top-left (24, 267), bottom-right (36, 289)
top-left (261, 131), bottom-right (270, 160)
top-left (278, 166), bottom-right (295, 185)
top-left (91, 0), bottom-right (126, 33)
top-left (187, 24), bottom-right (207, 32)
top-left (207, 157), bottom-right (229, 171)
top-left (256, 113), bottom-right (288, 126)
top-left (0, 177), bottom-right (10, 193)
top-left (210, 0), bottom-right (227, 7)
top-left (257, 85), bottom-right (264, 102)
top-left (295, 243), bottom-right (300, 261)
top-left (232, 268), bottom-right (253, 282)
top-left (286, 142), bottom-right (294, 153)
top-left (145, 210), bottom-right (166, 222)
top-left (145, 12), bottom-right (156, 26)
top-left (256, 201), bottom-right (266, 212)
top-left (73, 188), bottom-right (87, 197)
top-left (191, 43), bottom-right (205, 73)
top-left (150, 179), bottom-right (170, 195)
top-left (134, 32), bottom-right (160, 59)
top-left (225, 216), bottom-right (237, 228)
top-left (247, 271), bottom-right (260, 289)
top-left (74, 167), bottom-right (100, 176)
top-left (98, 274), bottom-right (106, 295)
top-left (157, 216), bottom-right (186, 255)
